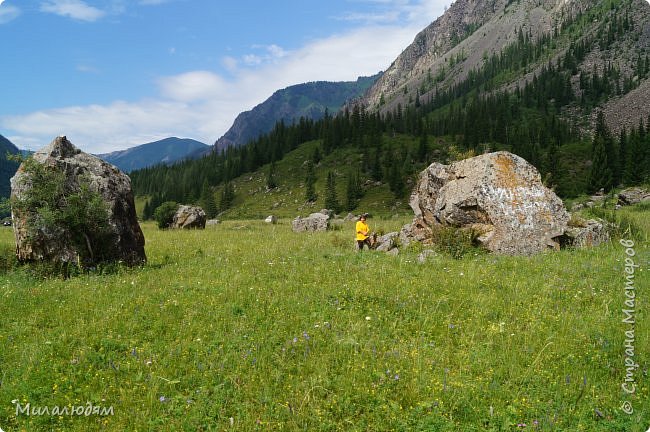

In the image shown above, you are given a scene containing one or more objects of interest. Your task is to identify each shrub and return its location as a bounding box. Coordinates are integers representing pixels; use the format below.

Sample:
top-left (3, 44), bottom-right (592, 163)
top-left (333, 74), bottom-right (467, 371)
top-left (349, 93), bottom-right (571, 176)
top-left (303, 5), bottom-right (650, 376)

top-left (430, 225), bottom-right (480, 259)
top-left (11, 157), bottom-right (114, 268)
top-left (153, 201), bottom-right (179, 229)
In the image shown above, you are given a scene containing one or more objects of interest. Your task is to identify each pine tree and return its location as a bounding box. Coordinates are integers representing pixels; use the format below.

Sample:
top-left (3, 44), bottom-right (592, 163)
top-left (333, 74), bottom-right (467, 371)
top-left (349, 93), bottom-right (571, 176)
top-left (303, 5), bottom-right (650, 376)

top-left (345, 170), bottom-right (363, 211)
top-left (324, 171), bottom-right (340, 213)
top-left (142, 199), bottom-right (151, 220)
top-left (219, 182), bottom-right (235, 212)
top-left (304, 160), bottom-right (317, 202)
top-left (417, 131), bottom-right (429, 162)
top-left (588, 135), bottom-right (613, 192)
top-left (199, 180), bottom-right (217, 218)
top-left (266, 162), bottom-right (278, 189)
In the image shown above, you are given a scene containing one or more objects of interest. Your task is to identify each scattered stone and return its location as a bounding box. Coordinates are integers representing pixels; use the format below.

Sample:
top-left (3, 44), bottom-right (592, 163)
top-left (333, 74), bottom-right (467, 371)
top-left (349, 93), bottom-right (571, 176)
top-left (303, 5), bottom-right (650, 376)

top-left (206, 219), bottom-right (220, 226)
top-left (618, 187), bottom-right (650, 206)
top-left (403, 151), bottom-right (569, 255)
top-left (374, 232), bottom-right (399, 252)
top-left (172, 205), bottom-right (206, 229)
top-left (265, 215), bottom-right (278, 224)
top-left (292, 212), bottom-right (330, 232)
top-left (343, 212), bottom-right (357, 222)
top-left (571, 203), bottom-right (585, 212)
top-left (386, 248), bottom-right (399, 257)
top-left (319, 208), bottom-right (334, 218)
top-left (10, 136), bottom-right (146, 266)
top-left (560, 218), bottom-right (611, 248)
top-left (417, 249), bottom-right (438, 263)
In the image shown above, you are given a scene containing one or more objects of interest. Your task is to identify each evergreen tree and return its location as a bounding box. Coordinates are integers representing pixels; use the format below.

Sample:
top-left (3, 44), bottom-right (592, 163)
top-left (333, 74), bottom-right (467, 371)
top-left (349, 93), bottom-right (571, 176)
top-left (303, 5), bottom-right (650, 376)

top-left (588, 135), bottom-right (613, 192)
top-left (345, 170), bottom-right (363, 211)
top-left (219, 182), bottom-right (235, 212)
top-left (266, 161), bottom-right (278, 189)
top-left (417, 131), bottom-right (429, 162)
top-left (324, 171), bottom-right (340, 213)
top-left (199, 180), bottom-right (217, 218)
top-left (142, 199), bottom-right (151, 220)
top-left (304, 160), bottom-right (317, 202)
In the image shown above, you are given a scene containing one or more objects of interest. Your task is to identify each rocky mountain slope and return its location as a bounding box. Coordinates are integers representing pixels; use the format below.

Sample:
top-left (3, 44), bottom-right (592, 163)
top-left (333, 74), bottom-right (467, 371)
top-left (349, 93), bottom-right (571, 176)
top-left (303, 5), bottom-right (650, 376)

top-left (214, 74), bottom-right (381, 151)
top-left (359, 0), bottom-right (650, 131)
top-left (98, 137), bottom-right (209, 173)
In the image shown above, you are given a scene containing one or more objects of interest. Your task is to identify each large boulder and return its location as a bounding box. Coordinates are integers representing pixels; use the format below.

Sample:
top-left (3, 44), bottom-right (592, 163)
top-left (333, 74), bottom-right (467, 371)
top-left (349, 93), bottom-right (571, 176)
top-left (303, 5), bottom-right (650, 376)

top-left (292, 212), bottom-right (329, 232)
top-left (404, 151), bottom-right (569, 255)
top-left (172, 205), bottom-right (206, 229)
top-left (10, 136), bottom-right (146, 266)
top-left (618, 187), bottom-right (650, 206)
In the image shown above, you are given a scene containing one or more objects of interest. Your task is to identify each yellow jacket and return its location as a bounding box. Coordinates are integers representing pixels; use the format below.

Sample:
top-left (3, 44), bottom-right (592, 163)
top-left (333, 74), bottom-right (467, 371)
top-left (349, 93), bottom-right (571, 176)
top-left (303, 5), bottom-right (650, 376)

top-left (356, 220), bottom-right (369, 241)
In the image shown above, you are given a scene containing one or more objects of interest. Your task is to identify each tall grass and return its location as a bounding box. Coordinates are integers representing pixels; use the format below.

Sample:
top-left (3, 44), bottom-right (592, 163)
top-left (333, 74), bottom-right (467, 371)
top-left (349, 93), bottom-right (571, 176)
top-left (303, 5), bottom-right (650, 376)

top-left (0, 216), bottom-right (647, 431)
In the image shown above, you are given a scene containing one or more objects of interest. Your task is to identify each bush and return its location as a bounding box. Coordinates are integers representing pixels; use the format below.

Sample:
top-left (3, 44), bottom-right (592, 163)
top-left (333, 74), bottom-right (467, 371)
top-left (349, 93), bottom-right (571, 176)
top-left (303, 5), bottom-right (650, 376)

top-left (11, 157), bottom-right (114, 268)
top-left (430, 225), bottom-right (480, 259)
top-left (153, 201), bottom-right (179, 229)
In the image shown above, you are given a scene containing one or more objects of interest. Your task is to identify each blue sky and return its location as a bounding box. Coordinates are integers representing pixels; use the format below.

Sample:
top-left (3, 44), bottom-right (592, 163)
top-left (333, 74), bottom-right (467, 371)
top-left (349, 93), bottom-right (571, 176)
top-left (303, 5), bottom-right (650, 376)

top-left (0, 0), bottom-right (446, 153)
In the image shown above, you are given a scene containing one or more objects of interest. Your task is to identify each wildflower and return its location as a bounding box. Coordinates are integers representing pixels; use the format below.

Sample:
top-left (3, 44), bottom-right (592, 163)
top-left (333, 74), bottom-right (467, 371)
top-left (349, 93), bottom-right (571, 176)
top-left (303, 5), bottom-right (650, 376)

top-left (365, 316), bottom-right (371, 321)
top-left (302, 332), bottom-right (310, 340)
top-left (394, 374), bottom-right (399, 381)
top-left (159, 396), bottom-right (167, 403)
top-left (517, 423), bottom-right (526, 428)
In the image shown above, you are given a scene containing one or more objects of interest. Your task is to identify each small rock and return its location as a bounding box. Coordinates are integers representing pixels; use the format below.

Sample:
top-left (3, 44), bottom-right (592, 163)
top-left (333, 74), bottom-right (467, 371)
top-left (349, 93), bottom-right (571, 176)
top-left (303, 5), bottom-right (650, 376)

top-left (264, 215), bottom-right (278, 224)
top-left (172, 205), bottom-right (206, 229)
top-left (375, 232), bottom-right (399, 252)
top-left (417, 249), bottom-right (437, 263)
top-left (386, 248), bottom-right (399, 257)
top-left (206, 219), bottom-right (220, 226)
top-left (292, 213), bottom-right (329, 232)
top-left (618, 187), bottom-right (650, 206)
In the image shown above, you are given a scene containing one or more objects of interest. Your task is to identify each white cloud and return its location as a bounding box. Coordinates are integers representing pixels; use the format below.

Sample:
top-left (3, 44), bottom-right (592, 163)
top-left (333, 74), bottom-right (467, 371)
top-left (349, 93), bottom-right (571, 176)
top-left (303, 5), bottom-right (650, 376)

top-left (2, 0), bottom-right (446, 153)
top-left (0, 4), bottom-right (20, 24)
top-left (157, 71), bottom-right (228, 102)
top-left (40, 0), bottom-right (105, 22)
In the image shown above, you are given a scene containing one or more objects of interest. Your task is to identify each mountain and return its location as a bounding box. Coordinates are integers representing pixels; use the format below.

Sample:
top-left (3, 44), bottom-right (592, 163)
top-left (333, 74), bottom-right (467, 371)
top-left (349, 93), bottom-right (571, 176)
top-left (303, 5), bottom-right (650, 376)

top-left (0, 134), bottom-right (20, 199)
top-left (359, 0), bottom-right (650, 132)
top-left (130, 0), bottom-right (650, 214)
top-left (98, 137), bottom-right (209, 173)
top-left (214, 74), bottom-right (381, 151)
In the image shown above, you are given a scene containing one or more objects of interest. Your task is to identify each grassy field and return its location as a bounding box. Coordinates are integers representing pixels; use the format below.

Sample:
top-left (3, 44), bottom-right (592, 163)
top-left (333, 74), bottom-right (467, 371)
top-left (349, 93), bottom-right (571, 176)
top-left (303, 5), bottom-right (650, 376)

top-left (0, 208), bottom-right (648, 431)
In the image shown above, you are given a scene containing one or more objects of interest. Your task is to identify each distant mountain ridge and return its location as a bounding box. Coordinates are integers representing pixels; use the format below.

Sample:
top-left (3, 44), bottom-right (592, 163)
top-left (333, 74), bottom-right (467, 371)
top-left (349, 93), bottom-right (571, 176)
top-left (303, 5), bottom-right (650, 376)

top-left (98, 137), bottom-right (209, 172)
top-left (0, 134), bottom-right (20, 199)
top-left (214, 74), bottom-right (382, 151)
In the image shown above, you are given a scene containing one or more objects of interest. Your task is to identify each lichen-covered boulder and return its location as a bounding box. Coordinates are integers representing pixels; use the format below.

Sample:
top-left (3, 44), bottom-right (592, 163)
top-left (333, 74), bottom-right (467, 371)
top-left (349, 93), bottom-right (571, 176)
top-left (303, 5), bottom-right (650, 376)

top-left (10, 136), bottom-right (146, 266)
top-left (618, 187), bottom-right (650, 206)
top-left (560, 218), bottom-right (611, 248)
top-left (172, 205), bottom-right (206, 229)
top-left (292, 213), bottom-right (329, 232)
top-left (403, 151), bottom-right (569, 255)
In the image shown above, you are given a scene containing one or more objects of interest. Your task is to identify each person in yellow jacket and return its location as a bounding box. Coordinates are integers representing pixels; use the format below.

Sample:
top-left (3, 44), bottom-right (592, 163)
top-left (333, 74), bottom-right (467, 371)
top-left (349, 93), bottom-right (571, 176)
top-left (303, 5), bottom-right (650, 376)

top-left (355, 213), bottom-right (371, 251)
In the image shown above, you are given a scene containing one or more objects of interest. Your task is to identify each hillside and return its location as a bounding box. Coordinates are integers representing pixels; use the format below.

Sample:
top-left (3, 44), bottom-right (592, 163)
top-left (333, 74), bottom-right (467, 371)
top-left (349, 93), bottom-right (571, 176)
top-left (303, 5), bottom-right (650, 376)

top-left (214, 74), bottom-right (381, 151)
top-left (130, 0), bottom-right (650, 216)
top-left (0, 134), bottom-right (21, 199)
top-left (97, 137), bottom-right (209, 173)
top-left (359, 0), bottom-right (650, 132)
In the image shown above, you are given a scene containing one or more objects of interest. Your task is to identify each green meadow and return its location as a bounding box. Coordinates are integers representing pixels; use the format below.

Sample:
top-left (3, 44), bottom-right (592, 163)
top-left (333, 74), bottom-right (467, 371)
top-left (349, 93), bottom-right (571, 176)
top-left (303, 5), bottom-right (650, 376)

top-left (0, 207), bottom-right (648, 431)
